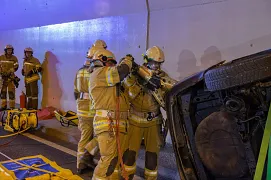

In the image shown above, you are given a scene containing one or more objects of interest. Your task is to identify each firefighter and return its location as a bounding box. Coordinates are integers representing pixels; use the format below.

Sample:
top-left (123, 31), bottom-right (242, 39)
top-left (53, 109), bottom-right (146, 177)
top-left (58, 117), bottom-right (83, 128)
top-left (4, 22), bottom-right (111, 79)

top-left (76, 43), bottom-right (108, 174)
top-left (74, 59), bottom-right (97, 174)
top-left (82, 47), bottom-right (118, 162)
top-left (88, 49), bottom-right (134, 179)
top-left (123, 46), bottom-right (176, 180)
top-left (21, 47), bottom-right (42, 109)
top-left (0, 45), bottom-right (19, 110)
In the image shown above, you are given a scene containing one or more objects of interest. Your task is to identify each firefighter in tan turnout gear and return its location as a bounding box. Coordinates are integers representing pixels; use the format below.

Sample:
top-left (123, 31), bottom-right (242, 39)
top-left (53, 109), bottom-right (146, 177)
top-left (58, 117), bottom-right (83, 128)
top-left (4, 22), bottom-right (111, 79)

top-left (74, 59), bottom-right (97, 174)
top-left (75, 42), bottom-right (107, 174)
top-left (89, 49), bottom-right (134, 179)
top-left (22, 47), bottom-right (42, 109)
top-left (0, 45), bottom-right (19, 110)
top-left (123, 46), bottom-right (177, 180)
top-left (80, 45), bottom-right (119, 171)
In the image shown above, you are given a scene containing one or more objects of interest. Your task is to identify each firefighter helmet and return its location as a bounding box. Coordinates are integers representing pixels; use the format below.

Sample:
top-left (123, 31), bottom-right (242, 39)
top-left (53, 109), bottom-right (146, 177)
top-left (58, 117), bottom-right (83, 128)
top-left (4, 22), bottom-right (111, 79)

top-left (24, 47), bottom-right (33, 53)
top-left (144, 46), bottom-right (165, 63)
top-left (93, 40), bottom-right (107, 49)
top-left (93, 49), bottom-right (116, 63)
top-left (87, 46), bottom-right (104, 59)
top-left (5, 45), bottom-right (14, 50)
top-left (4, 45), bottom-right (14, 55)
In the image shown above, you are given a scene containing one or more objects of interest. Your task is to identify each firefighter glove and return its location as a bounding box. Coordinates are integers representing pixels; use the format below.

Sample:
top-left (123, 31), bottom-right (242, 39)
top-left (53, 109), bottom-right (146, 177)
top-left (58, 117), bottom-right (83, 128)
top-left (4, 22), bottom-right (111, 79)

top-left (146, 75), bottom-right (161, 91)
top-left (13, 76), bottom-right (20, 88)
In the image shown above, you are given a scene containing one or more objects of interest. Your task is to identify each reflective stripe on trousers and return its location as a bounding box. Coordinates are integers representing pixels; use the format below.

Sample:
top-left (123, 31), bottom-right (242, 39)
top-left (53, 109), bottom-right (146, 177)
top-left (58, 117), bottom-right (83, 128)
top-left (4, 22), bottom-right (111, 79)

top-left (77, 109), bottom-right (95, 117)
top-left (124, 164), bottom-right (136, 174)
top-left (93, 119), bottom-right (128, 135)
top-left (145, 168), bottom-right (158, 177)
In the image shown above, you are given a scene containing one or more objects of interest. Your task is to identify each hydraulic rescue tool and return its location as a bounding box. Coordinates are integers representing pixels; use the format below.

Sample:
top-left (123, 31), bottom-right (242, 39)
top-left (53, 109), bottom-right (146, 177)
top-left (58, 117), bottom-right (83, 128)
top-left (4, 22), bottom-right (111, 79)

top-left (1, 108), bottom-right (38, 133)
top-left (132, 63), bottom-right (176, 108)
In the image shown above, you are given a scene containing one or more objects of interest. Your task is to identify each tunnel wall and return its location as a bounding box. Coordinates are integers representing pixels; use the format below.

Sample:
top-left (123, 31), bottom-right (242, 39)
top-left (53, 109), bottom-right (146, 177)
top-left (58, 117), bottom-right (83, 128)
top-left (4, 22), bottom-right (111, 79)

top-left (0, 0), bottom-right (271, 110)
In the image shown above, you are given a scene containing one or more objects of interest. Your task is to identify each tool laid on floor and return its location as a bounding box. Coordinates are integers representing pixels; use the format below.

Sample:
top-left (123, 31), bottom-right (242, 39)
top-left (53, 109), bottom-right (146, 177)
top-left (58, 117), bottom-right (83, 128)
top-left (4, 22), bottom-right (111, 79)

top-left (1, 108), bottom-right (38, 133)
top-left (0, 154), bottom-right (83, 180)
top-left (54, 110), bottom-right (78, 127)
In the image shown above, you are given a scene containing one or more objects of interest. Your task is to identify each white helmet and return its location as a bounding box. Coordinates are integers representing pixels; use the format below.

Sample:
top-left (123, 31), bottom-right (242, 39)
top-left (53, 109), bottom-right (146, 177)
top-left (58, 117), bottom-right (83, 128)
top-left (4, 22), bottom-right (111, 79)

top-left (24, 47), bottom-right (33, 53)
top-left (93, 40), bottom-right (107, 49)
top-left (93, 49), bottom-right (116, 62)
top-left (87, 46), bottom-right (104, 59)
top-left (144, 46), bottom-right (165, 63)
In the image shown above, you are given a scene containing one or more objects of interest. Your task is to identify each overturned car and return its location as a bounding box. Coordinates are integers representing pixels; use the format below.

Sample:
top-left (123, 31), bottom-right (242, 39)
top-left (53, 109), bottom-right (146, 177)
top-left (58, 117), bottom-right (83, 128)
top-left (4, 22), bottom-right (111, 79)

top-left (166, 49), bottom-right (271, 180)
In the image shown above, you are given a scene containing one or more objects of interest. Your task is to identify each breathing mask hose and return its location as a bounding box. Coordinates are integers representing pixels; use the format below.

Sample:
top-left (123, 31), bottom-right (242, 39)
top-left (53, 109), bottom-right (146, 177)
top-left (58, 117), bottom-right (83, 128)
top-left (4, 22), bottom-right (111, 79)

top-left (116, 83), bottom-right (128, 180)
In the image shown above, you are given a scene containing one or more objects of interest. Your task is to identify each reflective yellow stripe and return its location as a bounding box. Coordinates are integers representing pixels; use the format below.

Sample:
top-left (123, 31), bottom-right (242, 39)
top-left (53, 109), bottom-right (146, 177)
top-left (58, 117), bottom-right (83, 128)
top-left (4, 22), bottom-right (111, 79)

top-left (93, 120), bottom-right (127, 129)
top-left (124, 165), bottom-right (136, 173)
top-left (105, 67), bottom-right (114, 86)
top-left (77, 113), bottom-right (94, 118)
top-left (1, 61), bottom-right (14, 64)
top-left (129, 114), bottom-right (161, 123)
top-left (77, 110), bottom-right (95, 117)
top-left (24, 62), bottom-right (35, 66)
top-left (145, 168), bottom-right (158, 176)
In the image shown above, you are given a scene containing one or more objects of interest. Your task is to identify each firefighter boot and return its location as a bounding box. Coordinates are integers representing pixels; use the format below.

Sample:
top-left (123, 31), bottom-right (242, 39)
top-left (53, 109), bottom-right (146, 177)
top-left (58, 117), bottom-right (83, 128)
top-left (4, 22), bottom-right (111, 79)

top-left (77, 150), bottom-right (97, 174)
top-left (77, 162), bottom-right (88, 174)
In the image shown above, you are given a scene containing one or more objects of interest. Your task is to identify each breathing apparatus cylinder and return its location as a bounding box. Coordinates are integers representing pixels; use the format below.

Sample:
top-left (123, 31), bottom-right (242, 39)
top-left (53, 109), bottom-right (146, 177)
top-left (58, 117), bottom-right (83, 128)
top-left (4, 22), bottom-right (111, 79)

top-left (136, 65), bottom-right (153, 81)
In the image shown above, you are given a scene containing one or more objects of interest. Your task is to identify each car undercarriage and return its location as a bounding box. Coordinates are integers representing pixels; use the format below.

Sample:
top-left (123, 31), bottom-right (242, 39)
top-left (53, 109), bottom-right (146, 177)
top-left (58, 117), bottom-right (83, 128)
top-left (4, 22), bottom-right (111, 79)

top-left (166, 49), bottom-right (271, 180)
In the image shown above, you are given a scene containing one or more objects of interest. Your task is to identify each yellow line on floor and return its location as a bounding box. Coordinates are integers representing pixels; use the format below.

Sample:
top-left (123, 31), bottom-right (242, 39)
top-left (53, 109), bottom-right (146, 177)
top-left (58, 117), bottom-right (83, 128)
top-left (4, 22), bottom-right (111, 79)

top-left (23, 133), bottom-right (77, 157)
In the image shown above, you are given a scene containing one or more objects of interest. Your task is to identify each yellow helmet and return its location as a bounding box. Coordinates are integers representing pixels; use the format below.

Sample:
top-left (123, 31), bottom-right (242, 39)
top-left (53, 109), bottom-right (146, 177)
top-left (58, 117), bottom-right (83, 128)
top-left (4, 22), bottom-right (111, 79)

top-left (144, 46), bottom-right (165, 63)
top-left (93, 39), bottom-right (107, 49)
top-left (87, 46), bottom-right (104, 59)
top-left (93, 49), bottom-right (116, 63)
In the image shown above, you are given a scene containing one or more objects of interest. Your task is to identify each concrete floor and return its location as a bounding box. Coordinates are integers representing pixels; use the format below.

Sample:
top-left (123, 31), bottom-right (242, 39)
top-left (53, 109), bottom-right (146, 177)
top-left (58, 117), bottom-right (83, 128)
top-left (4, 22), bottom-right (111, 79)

top-left (0, 117), bottom-right (180, 180)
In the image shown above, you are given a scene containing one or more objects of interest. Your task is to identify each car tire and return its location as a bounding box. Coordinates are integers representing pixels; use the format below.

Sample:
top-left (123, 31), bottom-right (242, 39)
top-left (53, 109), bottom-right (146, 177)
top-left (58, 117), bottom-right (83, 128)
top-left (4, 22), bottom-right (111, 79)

top-left (204, 50), bottom-right (271, 91)
top-left (195, 111), bottom-right (249, 178)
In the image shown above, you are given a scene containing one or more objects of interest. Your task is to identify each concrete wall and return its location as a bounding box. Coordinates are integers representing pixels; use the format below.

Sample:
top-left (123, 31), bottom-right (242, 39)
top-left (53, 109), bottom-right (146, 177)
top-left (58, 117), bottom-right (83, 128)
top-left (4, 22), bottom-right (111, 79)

top-left (0, 0), bottom-right (271, 111)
